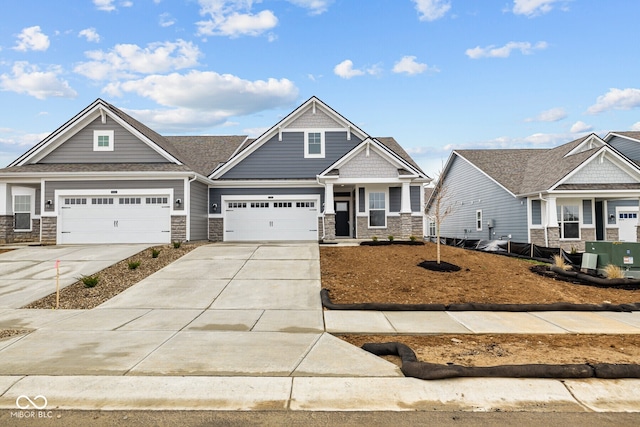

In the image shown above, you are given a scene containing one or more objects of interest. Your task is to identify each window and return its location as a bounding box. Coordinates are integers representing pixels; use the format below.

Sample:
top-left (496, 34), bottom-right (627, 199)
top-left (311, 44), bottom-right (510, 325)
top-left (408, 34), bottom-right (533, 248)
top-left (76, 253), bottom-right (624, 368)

top-left (92, 198), bottom-right (114, 205)
top-left (93, 130), bottom-right (114, 151)
top-left (250, 202), bottom-right (269, 208)
top-left (14, 195), bottom-right (31, 231)
top-left (274, 202), bottom-right (292, 208)
top-left (476, 210), bottom-right (483, 231)
top-left (228, 202), bottom-right (247, 209)
top-left (64, 198), bottom-right (87, 205)
top-left (146, 197), bottom-right (168, 204)
top-left (369, 192), bottom-right (386, 227)
top-left (427, 218), bottom-right (436, 237)
top-left (557, 204), bottom-right (580, 239)
top-left (119, 197), bottom-right (141, 205)
top-left (304, 131), bottom-right (324, 158)
top-left (296, 201), bottom-right (315, 208)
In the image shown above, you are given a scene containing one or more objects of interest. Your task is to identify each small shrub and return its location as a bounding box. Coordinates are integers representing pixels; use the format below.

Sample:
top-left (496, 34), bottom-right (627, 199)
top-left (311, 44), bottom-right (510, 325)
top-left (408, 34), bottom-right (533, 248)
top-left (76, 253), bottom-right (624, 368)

top-left (604, 264), bottom-right (625, 279)
top-left (172, 241), bottom-right (182, 249)
top-left (552, 255), bottom-right (571, 271)
top-left (79, 275), bottom-right (99, 288)
top-left (570, 246), bottom-right (577, 255)
top-left (388, 235), bottom-right (394, 241)
top-left (409, 235), bottom-right (417, 242)
top-left (151, 248), bottom-right (161, 258)
top-left (372, 236), bottom-right (378, 242)
top-left (128, 260), bottom-right (141, 270)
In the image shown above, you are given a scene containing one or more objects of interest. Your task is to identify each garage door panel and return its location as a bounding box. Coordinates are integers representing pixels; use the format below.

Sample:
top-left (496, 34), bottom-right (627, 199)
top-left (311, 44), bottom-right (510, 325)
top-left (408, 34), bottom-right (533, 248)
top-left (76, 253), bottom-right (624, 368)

top-left (224, 199), bottom-right (318, 241)
top-left (59, 196), bottom-right (171, 244)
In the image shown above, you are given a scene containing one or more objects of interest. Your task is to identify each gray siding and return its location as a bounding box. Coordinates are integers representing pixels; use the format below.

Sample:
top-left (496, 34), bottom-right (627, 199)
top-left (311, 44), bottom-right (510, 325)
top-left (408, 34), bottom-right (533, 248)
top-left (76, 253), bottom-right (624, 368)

top-left (583, 200), bottom-right (593, 225)
top-left (40, 117), bottom-right (169, 164)
top-left (608, 136), bottom-right (640, 162)
top-left (44, 179), bottom-right (184, 211)
top-left (607, 199), bottom-right (638, 224)
top-left (389, 187), bottom-right (401, 212)
top-left (189, 180), bottom-right (208, 240)
top-left (428, 156), bottom-right (528, 241)
top-left (221, 132), bottom-right (361, 179)
top-left (410, 186), bottom-right (421, 213)
top-left (209, 187), bottom-right (324, 214)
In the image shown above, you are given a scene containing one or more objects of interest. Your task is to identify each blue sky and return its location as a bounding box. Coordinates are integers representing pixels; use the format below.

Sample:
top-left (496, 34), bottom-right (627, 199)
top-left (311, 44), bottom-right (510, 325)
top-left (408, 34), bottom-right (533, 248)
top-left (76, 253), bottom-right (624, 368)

top-left (1, 0), bottom-right (640, 177)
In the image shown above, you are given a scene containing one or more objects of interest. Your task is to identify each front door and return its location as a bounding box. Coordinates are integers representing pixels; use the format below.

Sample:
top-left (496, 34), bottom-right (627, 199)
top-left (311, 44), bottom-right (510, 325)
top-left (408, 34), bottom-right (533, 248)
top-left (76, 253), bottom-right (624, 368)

top-left (335, 201), bottom-right (350, 237)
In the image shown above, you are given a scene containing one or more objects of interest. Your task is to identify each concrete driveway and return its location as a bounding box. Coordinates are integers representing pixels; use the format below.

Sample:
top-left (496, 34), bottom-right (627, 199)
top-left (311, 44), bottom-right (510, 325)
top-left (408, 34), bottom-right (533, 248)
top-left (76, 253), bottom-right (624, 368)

top-left (0, 244), bottom-right (150, 309)
top-left (0, 243), bottom-right (400, 377)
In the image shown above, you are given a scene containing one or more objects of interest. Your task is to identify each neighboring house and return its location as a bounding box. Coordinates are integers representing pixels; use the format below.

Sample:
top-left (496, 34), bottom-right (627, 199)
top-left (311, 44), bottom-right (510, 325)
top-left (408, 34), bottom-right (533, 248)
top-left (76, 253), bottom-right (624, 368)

top-left (426, 133), bottom-right (640, 251)
top-left (0, 96), bottom-right (429, 244)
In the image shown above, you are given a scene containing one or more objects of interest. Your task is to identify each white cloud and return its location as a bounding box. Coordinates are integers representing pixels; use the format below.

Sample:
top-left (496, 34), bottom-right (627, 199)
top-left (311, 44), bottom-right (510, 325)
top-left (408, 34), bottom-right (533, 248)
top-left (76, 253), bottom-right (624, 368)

top-left (13, 26), bottom-right (50, 52)
top-left (412, 0), bottom-right (451, 21)
top-left (333, 59), bottom-right (380, 79)
top-left (570, 121), bottom-right (593, 133)
top-left (525, 107), bottom-right (567, 122)
top-left (466, 41), bottom-right (548, 59)
top-left (587, 88), bottom-right (640, 114)
top-left (334, 60), bottom-right (364, 79)
top-left (196, 1), bottom-right (278, 38)
top-left (102, 70), bottom-right (298, 130)
top-left (0, 130), bottom-right (49, 147)
top-left (74, 40), bottom-right (201, 81)
top-left (79, 28), bottom-right (101, 43)
top-left (286, 0), bottom-right (333, 15)
top-left (632, 122), bottom-right (640, 131)
top-left (93, 0), bottom-right (116, 11)
top-left (0, 62), bottom-right (77, 100)
top-left (392, 55), bottom-right (436, 75)
top-left (159, 12), bottom-right (176, 27)
top-left (512, 0), bottom-right (564, 17)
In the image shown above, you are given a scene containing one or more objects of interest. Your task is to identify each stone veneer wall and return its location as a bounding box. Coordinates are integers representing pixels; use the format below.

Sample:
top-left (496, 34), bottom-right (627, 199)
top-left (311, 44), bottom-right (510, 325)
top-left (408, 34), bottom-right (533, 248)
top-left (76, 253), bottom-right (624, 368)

top-left (530, 228), bottom-right (545, 247)
top-left (323, 214), bottom-right (336, 240)
top-left (41, 217), bottom-right (56, 244)
top-left (356, 215), bottom-right (415, 240)
top-left (171, 215), bottom-right (186, 242)
top-left (208, 217), bottom-right (223, 242)
top-left (606, 228), bottom-right (619, 242)
top-left (0, 216), bottom-right (41, 244)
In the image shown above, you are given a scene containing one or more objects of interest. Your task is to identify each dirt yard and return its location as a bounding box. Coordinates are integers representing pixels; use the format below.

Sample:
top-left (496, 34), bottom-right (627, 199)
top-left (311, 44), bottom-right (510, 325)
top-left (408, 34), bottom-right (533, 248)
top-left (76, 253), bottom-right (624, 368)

top-left (323, 242), bottom-right (640, 366)
top-left (320, 243), bottom-right (640, 305)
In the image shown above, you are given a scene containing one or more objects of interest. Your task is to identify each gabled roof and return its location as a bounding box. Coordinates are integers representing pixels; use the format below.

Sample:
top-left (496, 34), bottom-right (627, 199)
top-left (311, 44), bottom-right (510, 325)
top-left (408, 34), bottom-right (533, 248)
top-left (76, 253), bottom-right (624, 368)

top-left (451, 134), bottom-right (640, 196)
top-left (604, 131), bottom-right (640, 142)
top-left (166, 136), bottom-right (248, 176)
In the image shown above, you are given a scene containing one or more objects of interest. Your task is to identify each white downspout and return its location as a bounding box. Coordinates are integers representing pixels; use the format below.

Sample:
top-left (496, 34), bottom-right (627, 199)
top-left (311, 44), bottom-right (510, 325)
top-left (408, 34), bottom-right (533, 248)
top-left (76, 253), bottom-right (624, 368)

top-left (539, 193), bottom-right (549, 247)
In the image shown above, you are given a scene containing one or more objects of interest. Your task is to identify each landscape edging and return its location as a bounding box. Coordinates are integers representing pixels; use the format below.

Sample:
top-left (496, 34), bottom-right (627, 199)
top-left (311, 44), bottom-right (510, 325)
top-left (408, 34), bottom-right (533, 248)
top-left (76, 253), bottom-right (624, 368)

top-left (362, 342), bottom-right (640, 380)
top-left (320, 289), bottom-right (640, 312)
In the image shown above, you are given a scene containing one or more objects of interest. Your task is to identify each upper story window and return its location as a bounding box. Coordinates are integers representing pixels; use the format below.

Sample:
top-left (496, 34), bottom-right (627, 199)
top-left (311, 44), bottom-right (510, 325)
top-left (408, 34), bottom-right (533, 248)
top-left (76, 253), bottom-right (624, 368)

top-left (94, 130), bottom-right (114, 151)
top-left (304, 131), bottom-right (324, 158)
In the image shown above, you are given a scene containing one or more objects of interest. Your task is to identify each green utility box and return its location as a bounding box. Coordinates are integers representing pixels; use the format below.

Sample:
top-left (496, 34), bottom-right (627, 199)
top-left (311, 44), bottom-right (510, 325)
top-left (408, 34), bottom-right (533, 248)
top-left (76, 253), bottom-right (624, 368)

top-left (585, 241), bottom-right (640, 277)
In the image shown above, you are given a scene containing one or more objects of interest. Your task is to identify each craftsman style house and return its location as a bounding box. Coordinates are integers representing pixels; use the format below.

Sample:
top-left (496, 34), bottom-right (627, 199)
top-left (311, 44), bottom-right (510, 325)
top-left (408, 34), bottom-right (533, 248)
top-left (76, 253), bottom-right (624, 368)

top-left (0, 96), bottom-right (430, 244)
top-left (426, 132), bottom-right (640, 251)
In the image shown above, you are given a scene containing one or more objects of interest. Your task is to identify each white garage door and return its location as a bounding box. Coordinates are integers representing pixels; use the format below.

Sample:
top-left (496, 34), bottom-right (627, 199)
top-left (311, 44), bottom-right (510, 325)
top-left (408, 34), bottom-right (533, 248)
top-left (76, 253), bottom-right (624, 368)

top-left (58, 195), bottom-right (171, 244)
top-left (618, 210), bottom-right (638, 242)
top-left (224, 199), bottom-right (318, 241)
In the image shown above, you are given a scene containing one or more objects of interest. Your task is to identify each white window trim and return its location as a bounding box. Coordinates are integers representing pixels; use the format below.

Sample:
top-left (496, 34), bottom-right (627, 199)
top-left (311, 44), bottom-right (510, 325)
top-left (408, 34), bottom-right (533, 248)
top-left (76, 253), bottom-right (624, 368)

top-left (304, 130), bottom-right (325, 159)
top-left (367, 190), bottom-right (387, 228)
top-left (476, 209), bottom-right (483, 231)
top-left (557, 202), bottom-right (581, 240)
top-left (12, 186), bottom-right (35, 232)
top-left (93, 130), bottom-right (114, 151)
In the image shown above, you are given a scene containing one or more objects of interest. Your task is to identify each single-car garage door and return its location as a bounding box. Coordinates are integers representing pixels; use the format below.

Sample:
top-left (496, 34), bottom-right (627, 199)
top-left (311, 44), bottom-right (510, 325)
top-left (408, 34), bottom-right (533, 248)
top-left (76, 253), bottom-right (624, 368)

top-left (224, 198), bottom-right (318, 241)
top-left (58, 195), bottom-right (171, 244)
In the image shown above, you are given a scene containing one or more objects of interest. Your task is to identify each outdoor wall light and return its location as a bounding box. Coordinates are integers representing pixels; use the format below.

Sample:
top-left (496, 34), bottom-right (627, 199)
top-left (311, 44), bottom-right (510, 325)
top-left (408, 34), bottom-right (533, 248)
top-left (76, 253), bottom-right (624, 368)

top-left (609, 214), bottom-right (615, 220)
top-left (175, 198), bottom-right (182, 206)
top-left (46, 200), bottom-right (52, 206)
top-left (211, 203), bottom-right (218, 212)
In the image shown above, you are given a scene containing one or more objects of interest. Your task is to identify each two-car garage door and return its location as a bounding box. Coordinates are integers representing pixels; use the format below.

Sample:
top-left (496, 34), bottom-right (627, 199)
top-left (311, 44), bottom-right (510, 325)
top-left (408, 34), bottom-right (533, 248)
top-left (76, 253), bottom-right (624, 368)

top-left (224, 198), bottom-right (318, 241)
top-left (58, 195), bottom-right (171, 244)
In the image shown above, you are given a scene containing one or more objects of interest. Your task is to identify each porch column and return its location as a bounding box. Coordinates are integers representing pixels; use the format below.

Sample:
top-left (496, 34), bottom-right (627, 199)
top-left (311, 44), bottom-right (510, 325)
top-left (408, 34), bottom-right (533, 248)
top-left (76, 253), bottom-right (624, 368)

top-left (324, 182), bottom-right (334, 214)
top-left (546, 197), bottom-right (558, 227)
top-left (0, 183), bottom-right (7, 215)
top-left (400, 181), bottom-right (412, 214)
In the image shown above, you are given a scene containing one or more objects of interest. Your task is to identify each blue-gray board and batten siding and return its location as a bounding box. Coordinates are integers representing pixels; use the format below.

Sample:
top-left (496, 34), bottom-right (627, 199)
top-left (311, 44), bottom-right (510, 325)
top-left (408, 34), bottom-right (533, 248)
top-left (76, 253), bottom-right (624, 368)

top-left (434, 155), bottom-right (528, 241)
top-left (220, 132), bottom-right (362, 179)
top-left (43, 180), bottom-right (185, 212)
top-left (608, 135), bottom-right (640, 163)
top-left (209, 187), bottom-right (325, 214)
top-left (388, 186), bottom-right (424, 213)
top-left (39, 117), bottom-right (169, 164)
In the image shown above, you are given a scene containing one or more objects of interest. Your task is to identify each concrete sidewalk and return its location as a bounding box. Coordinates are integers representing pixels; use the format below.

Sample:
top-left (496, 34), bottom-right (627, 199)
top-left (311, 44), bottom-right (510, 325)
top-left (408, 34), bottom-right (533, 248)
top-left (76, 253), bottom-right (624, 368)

top-left (0, 242), bottom-right (639, 413)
